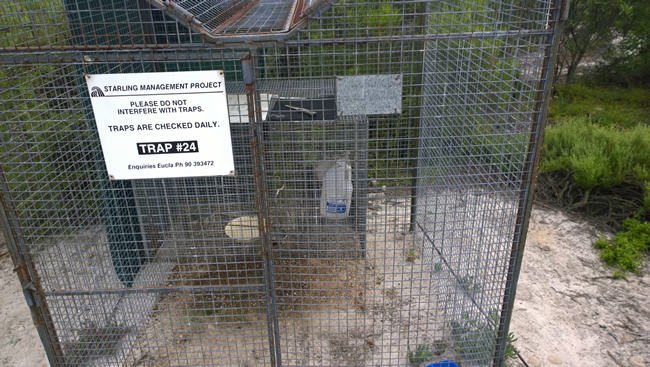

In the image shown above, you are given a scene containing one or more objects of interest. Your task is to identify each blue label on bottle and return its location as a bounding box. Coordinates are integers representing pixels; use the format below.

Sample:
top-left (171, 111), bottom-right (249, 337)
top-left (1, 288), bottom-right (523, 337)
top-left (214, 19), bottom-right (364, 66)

top-left (326, 199), bottom-right (347, 214)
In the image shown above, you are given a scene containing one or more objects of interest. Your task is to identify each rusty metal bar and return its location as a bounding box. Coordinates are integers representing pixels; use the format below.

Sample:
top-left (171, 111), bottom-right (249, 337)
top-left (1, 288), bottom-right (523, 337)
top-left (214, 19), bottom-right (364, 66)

top-left (44, 283), bottom-right (264, 297)
top-left (243, 54), bottom-right (281, 367)
top-left (0, 28), bottom-right (554, 51)
top-left (0, 164), bottom-right (64, 365)
top-left (0, 50), bottom-right (251, 65)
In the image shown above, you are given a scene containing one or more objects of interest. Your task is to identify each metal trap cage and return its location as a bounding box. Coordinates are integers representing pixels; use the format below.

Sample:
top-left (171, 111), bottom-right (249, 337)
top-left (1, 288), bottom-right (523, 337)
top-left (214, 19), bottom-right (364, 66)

top-left (0, 0), bottom-right (565, 366)
top-left (149, 0), bottom-right (334, 42)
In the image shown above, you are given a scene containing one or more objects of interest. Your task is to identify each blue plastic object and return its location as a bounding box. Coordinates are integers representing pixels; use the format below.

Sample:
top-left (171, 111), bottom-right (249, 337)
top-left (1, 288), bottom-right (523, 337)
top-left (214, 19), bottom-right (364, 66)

top-left (426, 361), bottom-right (460, 367)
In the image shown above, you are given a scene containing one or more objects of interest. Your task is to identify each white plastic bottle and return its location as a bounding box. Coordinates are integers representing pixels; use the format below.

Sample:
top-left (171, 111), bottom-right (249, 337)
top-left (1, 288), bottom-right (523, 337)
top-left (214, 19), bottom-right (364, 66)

top-left (320, 159), bottom-right (353, 219)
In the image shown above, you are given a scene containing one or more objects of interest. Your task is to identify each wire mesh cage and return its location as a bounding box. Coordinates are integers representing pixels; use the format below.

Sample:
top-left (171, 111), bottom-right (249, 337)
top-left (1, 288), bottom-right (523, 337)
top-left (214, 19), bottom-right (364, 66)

top-left (0, 0), bottom-right (565, 366)
top-left (153, 0), bottom-right (303, 35)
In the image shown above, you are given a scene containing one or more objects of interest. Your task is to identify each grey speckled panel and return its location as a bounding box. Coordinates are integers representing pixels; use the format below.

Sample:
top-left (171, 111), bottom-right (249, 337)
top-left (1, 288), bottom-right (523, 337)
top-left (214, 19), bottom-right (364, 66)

top-left (336, 74), bottom-right (403, 115)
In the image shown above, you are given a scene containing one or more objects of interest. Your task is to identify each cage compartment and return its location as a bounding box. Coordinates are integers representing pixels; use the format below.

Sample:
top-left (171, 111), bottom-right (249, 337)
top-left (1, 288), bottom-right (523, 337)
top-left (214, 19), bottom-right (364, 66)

top-left (133, 92), bottom-right (369, 262)
top-left (263, 96), bottom-right (369, 259)
top-left (150, 0), bottom-right (327, 39)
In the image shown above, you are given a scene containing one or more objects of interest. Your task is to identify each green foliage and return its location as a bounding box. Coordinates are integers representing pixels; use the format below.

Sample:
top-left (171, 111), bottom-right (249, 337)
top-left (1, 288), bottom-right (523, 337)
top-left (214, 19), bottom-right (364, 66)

top-left (451, 312), bottom-right (496, 364)
top-left (262, 0), bottom-right (425, 184)
top-left (1, 63), bottom-right (102, 239)
top-left (550, 84), bottom-right (650, 128)
top-left (264, 0), bottom-right (530, 184)
top-left (504, 332), bottom-right (519, 360)
top-left (467, 130), bottom-right (529, 177)
top-left (593, 218), bottom-right (650, 275)
top-left (645, 182), bottom-right (650, 212)
top-left (596, 0), bottom-right (650, 86)
top-left (0, 0), bottom-right (69, 49)
top-left (559, 0), bottom-right (650, 85)
top-left (407, 344), bottom-right (434, 366)
top-left (451, 311), bottom-right (519, 365)
top-left (0, 1), bottom-right (105, 239)
top-left (459, 276), bottom-right (482, 292)
top-left (541, 117), bottom-right (650, 193)
top-left (546, 83), bottom-right (650, 275)
top-left (367, 2), bottom-right (403, 32)
top-left (559, 0), bottom-right (622, 83)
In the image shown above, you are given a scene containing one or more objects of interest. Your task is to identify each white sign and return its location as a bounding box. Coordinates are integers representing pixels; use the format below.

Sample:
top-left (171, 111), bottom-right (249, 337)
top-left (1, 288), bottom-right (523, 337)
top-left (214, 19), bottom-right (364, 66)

top-left (85, 71), bottom-right (235, 180)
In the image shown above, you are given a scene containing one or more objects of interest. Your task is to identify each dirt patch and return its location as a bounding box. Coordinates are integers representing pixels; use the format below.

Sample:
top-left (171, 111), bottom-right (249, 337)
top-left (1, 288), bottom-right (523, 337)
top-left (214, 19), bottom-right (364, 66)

top-left (509, 207), bottom-right (650, 367)
top-left (1, 205), bottom-right (648, 366)
top-left (120, 216), bottom-right (439, 366)
top-left (0, 230), bottom-right (49, 367)
top-left (274, 258), bottom-right (371, 311)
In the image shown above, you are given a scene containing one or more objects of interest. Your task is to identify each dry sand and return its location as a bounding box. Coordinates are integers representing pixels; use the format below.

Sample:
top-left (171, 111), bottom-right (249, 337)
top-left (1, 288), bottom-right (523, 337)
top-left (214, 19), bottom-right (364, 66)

top-left (1, 206), bottom-right (648, 366)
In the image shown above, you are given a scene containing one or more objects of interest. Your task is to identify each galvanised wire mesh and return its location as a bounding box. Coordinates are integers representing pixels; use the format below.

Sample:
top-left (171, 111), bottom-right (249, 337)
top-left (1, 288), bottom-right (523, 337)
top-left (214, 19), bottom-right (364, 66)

top-left (0, 0), bottom-right (564, 366)
top-left (164, 0), bottom-right (300, 34)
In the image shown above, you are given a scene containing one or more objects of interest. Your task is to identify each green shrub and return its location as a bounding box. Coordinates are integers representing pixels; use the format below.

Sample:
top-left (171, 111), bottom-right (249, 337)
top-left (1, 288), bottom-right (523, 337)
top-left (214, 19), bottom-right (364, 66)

top-left (541, 117), bottom-right (650, 195)
top-left (407, 344), bottom-right (433, 366)
top-left (451, 313), bottom-right (496, 365)
top-left (542, 103), bottom-right (650, 275)
top-left (504, 332), bottom-right (519, 360)
top-left (645, 182), bottom-right (650, 212)
top-left (593, 217), bottom-right (650, 275)
top-left (550, 84), bottom-right (650, 129)
top-left (450, 310), bottom-right (519, 364)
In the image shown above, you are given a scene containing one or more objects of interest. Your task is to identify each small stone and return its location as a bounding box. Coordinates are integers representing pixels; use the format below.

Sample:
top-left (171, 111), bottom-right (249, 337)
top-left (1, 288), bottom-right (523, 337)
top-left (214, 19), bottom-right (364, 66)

top-left (629, 355), bottom-right (646, 367)
top-left (527, 355), bottom-right (541, 367)
top-left (620, 334), bottom-right (633, 343)
top-left (547, 355), bottom-right (562, 365)
top-left (541, 245), bottom-right (551, 252)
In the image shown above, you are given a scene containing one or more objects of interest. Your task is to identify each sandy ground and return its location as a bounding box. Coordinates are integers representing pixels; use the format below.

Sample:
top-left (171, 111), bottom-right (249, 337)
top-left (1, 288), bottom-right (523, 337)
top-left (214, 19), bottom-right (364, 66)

top-left (508, 207), bottom-right (649, 367)
top-left (0, 230), bottom-right (49, 367)
top-left (0, 206), bottom-right (648, 366)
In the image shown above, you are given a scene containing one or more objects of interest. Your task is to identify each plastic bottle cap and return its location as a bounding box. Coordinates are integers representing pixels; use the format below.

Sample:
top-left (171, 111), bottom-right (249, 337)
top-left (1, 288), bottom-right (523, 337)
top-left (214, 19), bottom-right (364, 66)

top-left (426, 361), bottom-right (460, 367)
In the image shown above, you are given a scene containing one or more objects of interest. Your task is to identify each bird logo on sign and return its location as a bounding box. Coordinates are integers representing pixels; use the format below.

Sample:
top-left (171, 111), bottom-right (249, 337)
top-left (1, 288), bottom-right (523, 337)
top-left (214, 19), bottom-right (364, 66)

top-left (90, 86), bottom-right (105, 97)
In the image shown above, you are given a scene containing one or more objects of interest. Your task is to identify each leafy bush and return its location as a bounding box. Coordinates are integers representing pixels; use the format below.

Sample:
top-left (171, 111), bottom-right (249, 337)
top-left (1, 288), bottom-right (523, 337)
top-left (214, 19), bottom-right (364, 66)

top-left (543, 87), bottom-right (650, 275)
top-left (451, 313), bottom-right (496, 365)
top-left (0, 2), bottom-right (106, 240)
top-left (0, 0), bottom-right (69, 49)
top-left (407, 344), bottom-right (433, 366)
top-left (550, 84), bottom-right (650, 129)
top-left (594, 217), bottom-right (650, 276)
top-left (450, 311), bottom-right (519, 364)
top-left (541, 117), bottom-right (650, 196)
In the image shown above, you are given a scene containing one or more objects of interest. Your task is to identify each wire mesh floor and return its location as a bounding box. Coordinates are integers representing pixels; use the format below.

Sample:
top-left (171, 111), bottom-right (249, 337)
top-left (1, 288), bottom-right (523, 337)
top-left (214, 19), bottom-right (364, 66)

top-left (32, 186), bottom-right (519, 366)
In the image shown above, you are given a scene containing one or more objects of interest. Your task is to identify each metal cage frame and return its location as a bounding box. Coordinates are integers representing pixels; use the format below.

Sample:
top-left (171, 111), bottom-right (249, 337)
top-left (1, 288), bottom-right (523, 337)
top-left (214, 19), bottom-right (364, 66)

top-left (0, 0), bottom-right (566, 365)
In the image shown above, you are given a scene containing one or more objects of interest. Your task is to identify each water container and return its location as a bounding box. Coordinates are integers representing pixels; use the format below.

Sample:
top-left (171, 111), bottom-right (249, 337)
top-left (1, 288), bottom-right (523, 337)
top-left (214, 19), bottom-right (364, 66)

top-left (320, 159), bottom-right (353, 219)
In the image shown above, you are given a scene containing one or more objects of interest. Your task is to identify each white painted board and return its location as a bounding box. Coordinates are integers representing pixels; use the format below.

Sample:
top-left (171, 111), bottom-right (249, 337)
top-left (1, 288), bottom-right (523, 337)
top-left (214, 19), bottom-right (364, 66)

top-left (85, 70), bottom-right (234, 180)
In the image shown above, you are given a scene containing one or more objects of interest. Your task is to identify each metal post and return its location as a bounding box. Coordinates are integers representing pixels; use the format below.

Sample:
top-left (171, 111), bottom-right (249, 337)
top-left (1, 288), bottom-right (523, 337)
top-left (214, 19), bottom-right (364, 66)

top-left (494, 0), bottom-right (569, 365)
top-left (243, 54), bottom-right (282, 367)
top-left (0, 164), bottom-right (64, 365)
